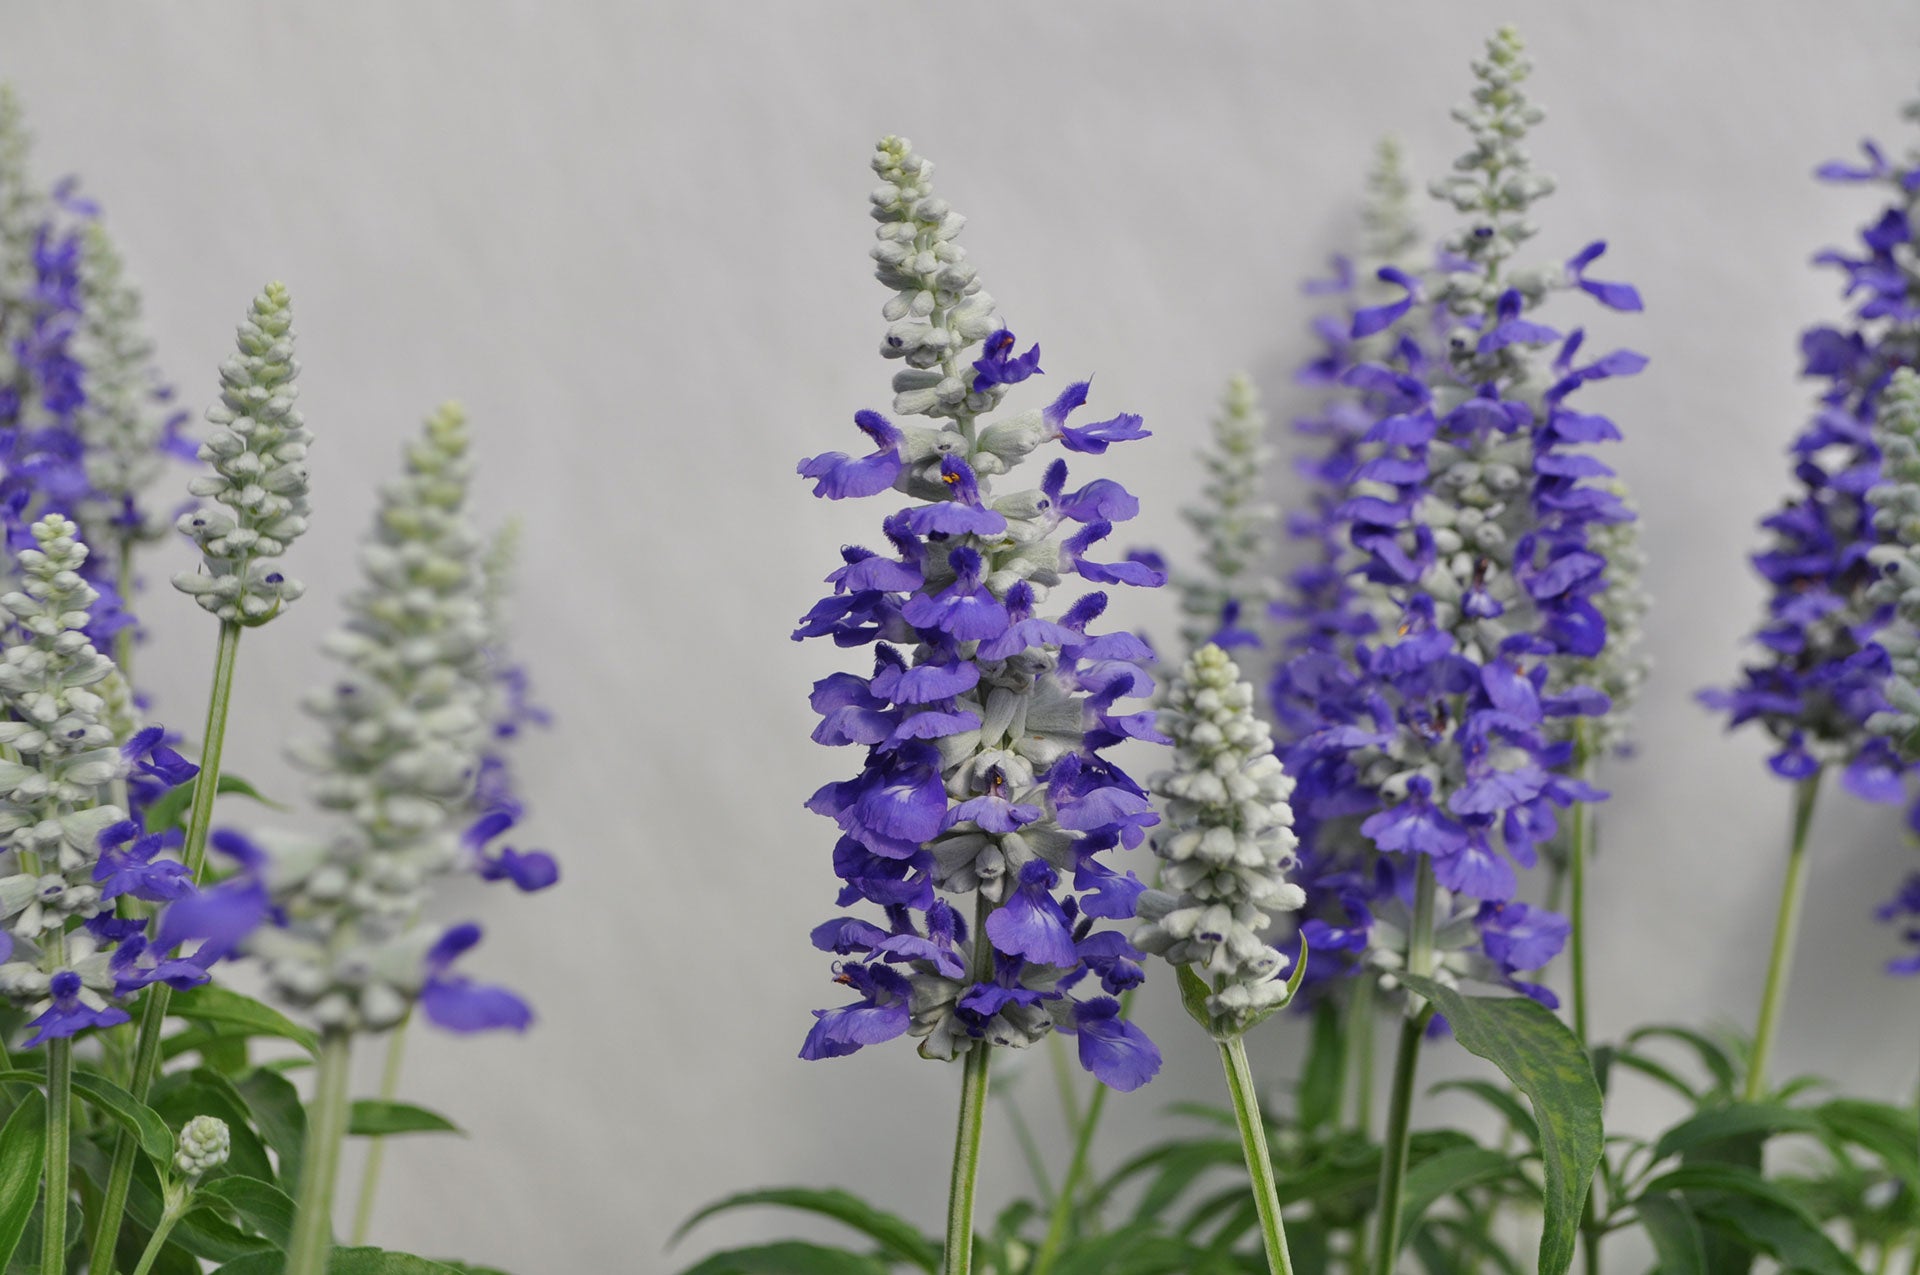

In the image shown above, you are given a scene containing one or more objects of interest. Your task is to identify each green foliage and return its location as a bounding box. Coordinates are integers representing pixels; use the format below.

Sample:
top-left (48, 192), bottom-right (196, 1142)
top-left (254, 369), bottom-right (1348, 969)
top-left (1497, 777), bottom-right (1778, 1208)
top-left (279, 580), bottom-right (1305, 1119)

top-left (1397, 976), bottom-right (1604, 1275)
top-left (673, 1188), bottom-right (941, 1272)
top-left (0, 1092), bottom-right (45, 1269)
top-left (347, 1101), bottom-right (463, 1137)
top-left (142, 772), bottom-right (285, 835)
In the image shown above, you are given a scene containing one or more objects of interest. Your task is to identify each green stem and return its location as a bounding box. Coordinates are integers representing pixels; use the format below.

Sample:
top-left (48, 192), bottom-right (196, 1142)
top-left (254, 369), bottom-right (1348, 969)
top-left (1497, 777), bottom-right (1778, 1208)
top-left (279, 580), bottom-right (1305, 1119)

top-left (129, 1193), bottom-right (189, 1275)
top-left (1047, 1033), bottom-right (1083, 1135)
top-left (1568, 759), bottom-right (1593, 1050)
top-left (1222, 1036), bottom-right (1296, 1275)
top-left (181, 621), bottom-right (243, 881)
top-left (113, 535), bottom-right (137, 680)
top-left (287, 1030), bottom-right (355, 1275)
top-left (41, 1036), bottom-right (71, 1275)
top-left (1373, 856), bottom-right (1437, 1275)
top-left (1347, 973), bottom-right (1377, 1139)
top-left (1032, 1061), bottom-right (1113, 1274)
top-left (1000, 1091), bottom-right (1055, 1210)
top-left (88, 619), bottom-right (246, 1275)
top-left (350, 1017), bottom-right (411, 1244)
top-left (943, 894), bottom-right (995, 1275)
top-left (1744, 770), bottom-right (1822, 1102)
top-left (943, 1044), bottom-right (992, 1275)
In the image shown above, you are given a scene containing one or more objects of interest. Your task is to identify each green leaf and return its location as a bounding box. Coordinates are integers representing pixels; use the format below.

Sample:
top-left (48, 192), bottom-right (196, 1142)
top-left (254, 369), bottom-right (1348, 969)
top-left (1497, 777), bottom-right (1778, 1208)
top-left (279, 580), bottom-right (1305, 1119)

top-left (1297, 1000), bottom-right (1346, 1132)
top-left (1623, 1025), bottom-right (1738, 1096)
top-left (348, 1100), bottom-right (463, 1137)
top-left (0, 1092), bottom-right (45, 1270)
top-left (1638, 1158), bottom-right (1864, 1272)
top-left (234, 1067), bottom-right (307, 1191)
top-left (194, 1176), bottom-right (297, 1248)
top-left (674, 1243), bottom-right (889, 1275)
top-left (172, 986), bottom-right (318, 1055)
top-left (1651, 1102), bottom-right (1824, 1162)
top-left (1691, 1196), bottom-right (1863, 1275)
top-left (212, 1249), bottom-right (473, 1275)
top-left (1050, 1223), bottom-right (1216, 1275)
top-left (1633, 1192), bottom-right (1706, 1275)
top-left (145, 772), bottom-right (285, 835)
top-left (1815, 1099), bottom-right (1920, 1182)
top-left (11, 1068), bottom-right (177, 1166)
top-left (1398, 1145), bottom-right (1520, 1237)
top-left (1602, 1046), bottom-right (1702, 1103)
top-left (1427, 1079), bottom-right (1539, 1147)
top-left (330, 1249), bottom-right (469, 1274)
top-left (1175, 965), bottom-right (1216, 1034)
top-left (672, 1188), bottom-right (939, 1273)
top-left (1398, 976), bottom-right (1602, 1275)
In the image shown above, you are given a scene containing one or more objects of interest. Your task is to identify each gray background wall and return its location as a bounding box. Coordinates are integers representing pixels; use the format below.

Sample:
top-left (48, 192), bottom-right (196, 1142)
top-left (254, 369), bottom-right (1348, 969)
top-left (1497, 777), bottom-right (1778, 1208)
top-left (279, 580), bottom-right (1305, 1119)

top-left (5, 3), bottom-right (1919, 1271)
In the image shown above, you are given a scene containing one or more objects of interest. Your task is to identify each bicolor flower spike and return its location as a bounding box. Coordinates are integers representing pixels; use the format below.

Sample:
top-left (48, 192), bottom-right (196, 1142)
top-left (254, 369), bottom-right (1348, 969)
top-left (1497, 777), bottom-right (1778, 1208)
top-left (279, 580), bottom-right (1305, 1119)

top-left (1867, 368), bottom-right (1920, 751)
top-left (173, 283), bottom-right (310, 625)
top-left (1268, 27), bottom-right (1642, 1005)
top-left (1135, 645), bottom-right (1306, 1038)
top-left (0, 515), bottom-right (208, 1042)
top-left (1171, 375), bottom-right (1275, 654)
top-left (794, 138), bottom-right (1162, 1090)
top-left (71, 218), bottom-right (191, 553)
top-left (1704, 94), bottom-right (1920, 803)
top-left (221, 404), bottom-right (531, 1035)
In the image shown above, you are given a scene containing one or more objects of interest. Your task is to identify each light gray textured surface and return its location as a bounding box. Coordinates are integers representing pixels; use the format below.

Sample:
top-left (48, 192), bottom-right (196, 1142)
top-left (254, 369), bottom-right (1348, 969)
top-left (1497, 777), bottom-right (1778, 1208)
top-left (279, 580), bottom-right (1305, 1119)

top-left (6, 3), bottom-right (1920, 1270)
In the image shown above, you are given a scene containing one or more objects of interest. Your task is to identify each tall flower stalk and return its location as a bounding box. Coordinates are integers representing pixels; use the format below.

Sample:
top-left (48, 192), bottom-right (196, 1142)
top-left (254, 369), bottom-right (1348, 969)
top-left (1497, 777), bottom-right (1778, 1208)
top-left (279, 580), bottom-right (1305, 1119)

top-left (1704, 94), bottom-right (1920, 1093)
top-left (1260, 28), bottom-right (1642, 1272)
top-left (793, 136), bottom-right (1164, 1274)
top-left (91, 281), bottom-right (313, 1273)
top-left (1135, 644), bottom-right (1308, 1275)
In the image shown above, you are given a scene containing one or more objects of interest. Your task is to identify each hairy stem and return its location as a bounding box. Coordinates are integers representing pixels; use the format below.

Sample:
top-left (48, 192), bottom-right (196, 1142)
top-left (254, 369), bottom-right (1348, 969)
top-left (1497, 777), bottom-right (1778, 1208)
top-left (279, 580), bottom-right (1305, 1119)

top-left (89, 619), bottom-right (245, 1275)
top-left (1745, 770), bottom-right (1822, 1101)
top-left (1373, 856), bottom-right (1437, 1275)
top-left (1033, 1010), bottom-right (1121, 1275)
top-left (287, 1030), bottom-right (355, 1275)
top-left (943, 894), bottom-right (995, 1275)
top-left (350, 1016), bottom-right (412, 1244)
top-left (1223, 1035), bottom-right (1296, 1275)
top-left (41, 1036), bottom-right (71, 1275)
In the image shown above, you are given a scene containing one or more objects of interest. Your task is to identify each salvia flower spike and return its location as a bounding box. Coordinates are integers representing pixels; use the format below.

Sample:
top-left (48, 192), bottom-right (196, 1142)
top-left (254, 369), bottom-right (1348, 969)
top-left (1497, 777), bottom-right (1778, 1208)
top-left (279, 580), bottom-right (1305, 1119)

top-left (1136, 644), bottom-right (1307, 1038)
top-left (244, 402), bottom-right (527, 1035)
top-left (173, 282), bottom-right (310, 625)
top-left (1174, 375), bottom-right (1276, 654)
top-left (793, 136), bottom-right (1164, 1092)
top-left (0, 515), bottom-right (136, 1041)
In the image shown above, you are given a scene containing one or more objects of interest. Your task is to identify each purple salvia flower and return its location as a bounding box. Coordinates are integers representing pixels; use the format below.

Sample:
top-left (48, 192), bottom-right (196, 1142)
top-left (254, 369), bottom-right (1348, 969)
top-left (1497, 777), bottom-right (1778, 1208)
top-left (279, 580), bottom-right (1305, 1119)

top-left (1705, 102), bottom-right (1920, 812)
top-left (791, 136), bottom-right (1163, 1087)
top-left (1269, 27), bottom-right (1634, 1005)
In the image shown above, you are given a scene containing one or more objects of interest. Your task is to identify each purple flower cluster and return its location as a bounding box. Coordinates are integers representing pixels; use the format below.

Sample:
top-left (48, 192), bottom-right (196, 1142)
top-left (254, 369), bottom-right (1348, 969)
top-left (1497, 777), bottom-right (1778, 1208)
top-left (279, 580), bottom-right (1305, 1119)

top-left (791, 137), bottom-right (1164, 1091)
top-left (1267, 34), bottom-right (1643, 1008)
top-left (1702, 130), bottom-right (1920, 811)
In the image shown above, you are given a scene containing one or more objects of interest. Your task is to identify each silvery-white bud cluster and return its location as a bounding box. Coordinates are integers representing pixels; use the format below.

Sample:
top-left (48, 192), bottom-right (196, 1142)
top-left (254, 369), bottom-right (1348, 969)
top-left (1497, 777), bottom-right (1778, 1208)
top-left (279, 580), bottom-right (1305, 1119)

top-left (71, 220), bottom-right (178, 546)
top-left (1362, 135), bottom-right (1422, 271)
top-left (172, 283), bottom-right (310, 625)
top-left (0, 516), bottom-right (127, 967)
top-left (1867, 368), bottom-right (1920, 747)
top-left (869, 136), bottom-right (1003, 421)
top-left (259, 405), bottom-right (493, 1032)
top-left (173, 1114), bottom-right (231, 1179)
top-left (1429, 26), bottom-right (1557, 318)
top-left (1175, 375), bottom-right (1274, 652)
top-left (1135, 645), bottom-right (1305, 1038)
top-left (0, 86), bottom-right (43, 361)
top-left (1577, 479), bottom-right (1651, 758)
